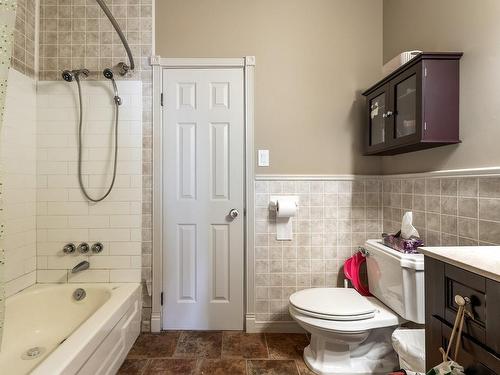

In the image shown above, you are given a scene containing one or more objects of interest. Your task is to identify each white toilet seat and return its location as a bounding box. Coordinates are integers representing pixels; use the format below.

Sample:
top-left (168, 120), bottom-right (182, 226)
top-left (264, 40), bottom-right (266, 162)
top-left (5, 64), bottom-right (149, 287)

top-left (290, 305), bottom-right (375, 321)
top-left (290, 297), bottom-right (404, 333)
top-left (289, 288), bottom-right (376, 321)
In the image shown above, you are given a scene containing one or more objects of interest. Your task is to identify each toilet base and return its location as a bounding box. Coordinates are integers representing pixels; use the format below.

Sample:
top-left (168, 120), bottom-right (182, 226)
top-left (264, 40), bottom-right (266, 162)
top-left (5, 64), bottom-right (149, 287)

top-left (303, 327), bottom-right (399, 375)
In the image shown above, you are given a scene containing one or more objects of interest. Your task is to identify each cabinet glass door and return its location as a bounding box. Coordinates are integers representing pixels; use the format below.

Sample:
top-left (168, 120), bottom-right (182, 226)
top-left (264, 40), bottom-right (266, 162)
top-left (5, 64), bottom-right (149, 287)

top-left (369, 93), bottom-right (386, 146)
top-left (394, 74), bottom-right (417, 138)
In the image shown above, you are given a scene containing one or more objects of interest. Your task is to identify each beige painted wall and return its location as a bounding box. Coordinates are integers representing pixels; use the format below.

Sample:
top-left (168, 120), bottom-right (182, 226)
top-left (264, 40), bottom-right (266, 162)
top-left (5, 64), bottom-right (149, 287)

top-left (155, 0), bottom-right (383, 175)
top-left (383, 0), bottom-right (500, 174)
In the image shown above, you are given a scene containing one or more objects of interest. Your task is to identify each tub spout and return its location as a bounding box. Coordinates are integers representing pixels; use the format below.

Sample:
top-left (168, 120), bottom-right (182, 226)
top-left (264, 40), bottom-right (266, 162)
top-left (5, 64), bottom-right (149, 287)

top-left (72, 260), bottom-right (90, 273)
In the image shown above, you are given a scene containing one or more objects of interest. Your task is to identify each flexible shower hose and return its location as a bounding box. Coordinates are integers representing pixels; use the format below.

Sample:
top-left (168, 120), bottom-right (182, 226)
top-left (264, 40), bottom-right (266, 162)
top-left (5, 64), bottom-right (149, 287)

top-left (75, 76), bottom-right (119, 202)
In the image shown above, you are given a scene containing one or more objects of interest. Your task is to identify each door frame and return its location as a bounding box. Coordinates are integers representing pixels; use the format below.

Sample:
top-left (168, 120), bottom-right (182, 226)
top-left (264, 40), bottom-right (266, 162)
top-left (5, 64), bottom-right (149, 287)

top-left (150, 56), bottom-right (255, 332)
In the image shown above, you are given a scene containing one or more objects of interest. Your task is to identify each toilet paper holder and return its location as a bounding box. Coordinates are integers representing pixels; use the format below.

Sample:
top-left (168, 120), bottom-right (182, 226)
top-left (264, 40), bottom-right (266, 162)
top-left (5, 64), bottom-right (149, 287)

top-left (269, 195), bottom-right (299, 213)
top-left (269, 196), bottom-right (299, 241)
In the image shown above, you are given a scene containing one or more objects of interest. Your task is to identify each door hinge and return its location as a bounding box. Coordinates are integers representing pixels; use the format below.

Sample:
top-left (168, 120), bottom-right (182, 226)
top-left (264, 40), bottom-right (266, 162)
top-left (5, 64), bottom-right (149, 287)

top-left (160, 292), bottom-right (164, 306)
top-left (424, 67), bottom-right (428, 77)
top-left (424, 122), bottom-right (428, 131)
top-left (160, 92), bottom-right (164, 107)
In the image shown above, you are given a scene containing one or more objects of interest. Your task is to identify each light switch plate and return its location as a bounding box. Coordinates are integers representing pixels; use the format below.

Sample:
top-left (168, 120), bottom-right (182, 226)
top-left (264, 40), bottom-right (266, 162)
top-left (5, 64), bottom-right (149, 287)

top-left (258, 149), bottom-right (269, 167)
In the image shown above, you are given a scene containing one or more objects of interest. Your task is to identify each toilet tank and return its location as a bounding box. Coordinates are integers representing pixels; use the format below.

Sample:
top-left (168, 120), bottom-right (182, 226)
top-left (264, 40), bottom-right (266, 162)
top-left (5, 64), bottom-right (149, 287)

top-left (364, 240), bottom-right (425, 324)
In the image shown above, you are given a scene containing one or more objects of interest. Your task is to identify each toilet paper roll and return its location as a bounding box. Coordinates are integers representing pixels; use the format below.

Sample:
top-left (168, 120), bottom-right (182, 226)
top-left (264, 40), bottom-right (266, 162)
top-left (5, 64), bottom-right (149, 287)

top-left (275, 198), bottom-right (297, 241)
top-left (276, 199), bottom-right (297, 218)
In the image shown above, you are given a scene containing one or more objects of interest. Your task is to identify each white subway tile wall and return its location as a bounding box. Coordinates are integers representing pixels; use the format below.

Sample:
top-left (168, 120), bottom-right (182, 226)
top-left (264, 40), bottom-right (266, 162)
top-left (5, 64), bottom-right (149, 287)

top-left (36, 80), bottom-right (142, 284)
top-left (254, 178), bottom-right (382, 322)
top-left (382, 176), bottom-right (500, 246)
top-left (2, 69), bottom-right (38, 297)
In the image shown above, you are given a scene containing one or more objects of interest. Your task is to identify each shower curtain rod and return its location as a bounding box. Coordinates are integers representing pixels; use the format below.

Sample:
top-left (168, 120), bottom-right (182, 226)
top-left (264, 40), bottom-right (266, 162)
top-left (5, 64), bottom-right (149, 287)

top-left (95, 0), bottom-right (135, 75)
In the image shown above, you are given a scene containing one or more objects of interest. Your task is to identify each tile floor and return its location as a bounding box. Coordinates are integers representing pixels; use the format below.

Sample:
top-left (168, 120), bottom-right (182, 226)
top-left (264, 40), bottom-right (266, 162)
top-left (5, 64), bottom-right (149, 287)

top-left (119, 331), bottom-right (315, 375)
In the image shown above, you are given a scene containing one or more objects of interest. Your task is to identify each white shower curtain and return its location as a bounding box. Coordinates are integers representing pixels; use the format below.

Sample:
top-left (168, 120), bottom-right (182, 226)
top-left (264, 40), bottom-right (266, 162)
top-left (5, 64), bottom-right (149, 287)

top-left (0, 0), bottom-right (18, 351)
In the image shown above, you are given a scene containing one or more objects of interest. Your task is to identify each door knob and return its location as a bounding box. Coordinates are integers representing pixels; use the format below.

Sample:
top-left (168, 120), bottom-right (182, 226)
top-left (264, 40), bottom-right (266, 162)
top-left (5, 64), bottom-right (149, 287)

top-left (229, 209), bottom-right (239, 219)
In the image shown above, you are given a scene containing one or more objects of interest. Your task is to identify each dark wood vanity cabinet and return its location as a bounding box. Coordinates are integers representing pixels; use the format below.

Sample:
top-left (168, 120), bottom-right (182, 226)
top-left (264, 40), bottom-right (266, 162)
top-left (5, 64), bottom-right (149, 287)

top-left (425, 257), bottom-right (500, 374)
top-left (362, 52), bottom-right (463, 155)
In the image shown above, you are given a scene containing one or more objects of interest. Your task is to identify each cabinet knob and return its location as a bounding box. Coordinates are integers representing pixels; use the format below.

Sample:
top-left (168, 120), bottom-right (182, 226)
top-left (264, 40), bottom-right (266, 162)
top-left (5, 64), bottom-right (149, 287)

top-left (454, 294), bottom-right (471, 306)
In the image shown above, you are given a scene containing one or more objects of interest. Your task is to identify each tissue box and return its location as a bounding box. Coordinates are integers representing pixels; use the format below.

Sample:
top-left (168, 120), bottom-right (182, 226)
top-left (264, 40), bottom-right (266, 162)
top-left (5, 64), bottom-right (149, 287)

top-left (382, 234), bottom-right (423, 254)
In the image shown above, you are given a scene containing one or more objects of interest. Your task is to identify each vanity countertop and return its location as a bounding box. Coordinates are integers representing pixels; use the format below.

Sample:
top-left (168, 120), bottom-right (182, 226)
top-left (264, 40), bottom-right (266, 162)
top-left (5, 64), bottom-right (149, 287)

top-left (418, 246), bottom-right (500, 282)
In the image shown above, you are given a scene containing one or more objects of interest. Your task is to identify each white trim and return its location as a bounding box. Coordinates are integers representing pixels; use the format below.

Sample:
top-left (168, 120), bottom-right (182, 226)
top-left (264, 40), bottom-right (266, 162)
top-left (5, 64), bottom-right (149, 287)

top-left (255, 174), bottom-right (382, 181)
top-left (245, 58), bottom-right (256, 329)
top-left (150, 57), bottom-right (246, 68)
top-left (255, 167), bottom-right (500, 182)
top-left (150, 55), bottom-right (160, 66)
top-left (151, 56), bottom-right (255, 332)
top-left (245, 56), bottom-right (256, 66)
top-left (150, 311), bottom-right (161, 333)
top-left (382, 166), bottom-right (500, 179)
top-left (151, 58), bottom-right (163, 333)
top-left (245, 314), bottom-right (305, 334)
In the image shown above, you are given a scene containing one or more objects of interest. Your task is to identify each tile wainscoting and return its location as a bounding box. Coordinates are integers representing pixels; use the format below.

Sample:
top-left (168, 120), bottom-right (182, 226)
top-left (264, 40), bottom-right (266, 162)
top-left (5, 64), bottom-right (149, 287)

top-left (253, 177), bottom-right (382, 323)
top-left (250, 170), bottom-right (500, 328)
top-left (382, 173), bottom-right (500, 246)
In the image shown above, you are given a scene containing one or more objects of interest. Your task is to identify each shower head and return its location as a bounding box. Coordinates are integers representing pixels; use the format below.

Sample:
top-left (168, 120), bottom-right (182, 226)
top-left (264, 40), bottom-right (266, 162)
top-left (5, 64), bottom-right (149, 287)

top-left (103, 67), bottom-right (122, 106)
top-left (62, 69), bottom-right (90, 82)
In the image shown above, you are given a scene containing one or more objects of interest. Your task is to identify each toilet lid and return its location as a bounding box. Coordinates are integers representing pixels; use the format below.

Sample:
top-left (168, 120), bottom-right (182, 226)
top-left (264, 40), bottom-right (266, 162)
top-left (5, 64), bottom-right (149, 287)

top-left (289, 288), bottom-right (376, 321)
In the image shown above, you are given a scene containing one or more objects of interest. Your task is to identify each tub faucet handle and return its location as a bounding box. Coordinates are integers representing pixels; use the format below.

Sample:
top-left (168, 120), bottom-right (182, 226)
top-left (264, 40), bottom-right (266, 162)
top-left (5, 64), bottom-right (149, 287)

top-left (63, 243), bottom-right (76, 254)
top-left (78, 242), bottom-right (90, 253)
top-left (92, 242), bottom-right (104, 253)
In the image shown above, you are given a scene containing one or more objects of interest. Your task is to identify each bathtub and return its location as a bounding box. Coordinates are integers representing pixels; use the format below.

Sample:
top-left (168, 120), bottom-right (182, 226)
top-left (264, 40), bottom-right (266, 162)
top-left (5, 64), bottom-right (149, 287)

top-left (0, 283), bottom-right (141, 375)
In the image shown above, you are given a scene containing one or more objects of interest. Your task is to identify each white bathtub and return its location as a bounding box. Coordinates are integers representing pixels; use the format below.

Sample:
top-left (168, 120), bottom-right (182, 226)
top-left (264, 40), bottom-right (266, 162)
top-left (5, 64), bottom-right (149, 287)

top-left (0, 283), bottom-right (141, 375)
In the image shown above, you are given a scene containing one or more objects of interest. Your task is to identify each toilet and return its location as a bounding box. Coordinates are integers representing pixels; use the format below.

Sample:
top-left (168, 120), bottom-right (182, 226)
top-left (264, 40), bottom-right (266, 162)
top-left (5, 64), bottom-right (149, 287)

top-left (289, 239), bottom-right (425, 375)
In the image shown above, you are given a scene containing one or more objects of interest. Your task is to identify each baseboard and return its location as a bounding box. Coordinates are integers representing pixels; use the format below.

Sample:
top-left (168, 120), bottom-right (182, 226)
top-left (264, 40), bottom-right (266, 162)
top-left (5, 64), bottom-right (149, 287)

top-left (149, 313), bottom-right (302, 333)
top-left (245, 314), bottom-right (305, 333)
top-left (151, 312), bottom-right (161, 333)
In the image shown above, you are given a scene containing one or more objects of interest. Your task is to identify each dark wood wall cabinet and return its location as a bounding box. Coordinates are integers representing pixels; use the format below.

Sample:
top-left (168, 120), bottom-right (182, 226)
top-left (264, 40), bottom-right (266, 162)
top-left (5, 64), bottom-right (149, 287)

top-left (425, 257), bottom-right (500, 375)
top-left (362, 52), bottom-right (463, 155)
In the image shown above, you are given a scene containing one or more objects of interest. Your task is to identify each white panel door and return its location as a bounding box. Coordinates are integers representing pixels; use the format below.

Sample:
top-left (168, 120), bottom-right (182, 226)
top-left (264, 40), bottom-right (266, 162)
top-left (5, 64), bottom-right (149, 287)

top-left (162, 68), bottom-right (245, 330)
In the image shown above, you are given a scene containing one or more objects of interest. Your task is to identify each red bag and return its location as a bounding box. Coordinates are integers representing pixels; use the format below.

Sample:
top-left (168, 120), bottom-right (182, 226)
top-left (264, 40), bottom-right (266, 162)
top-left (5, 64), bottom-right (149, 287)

top-left (343, 252), bottom-right (371, 296)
